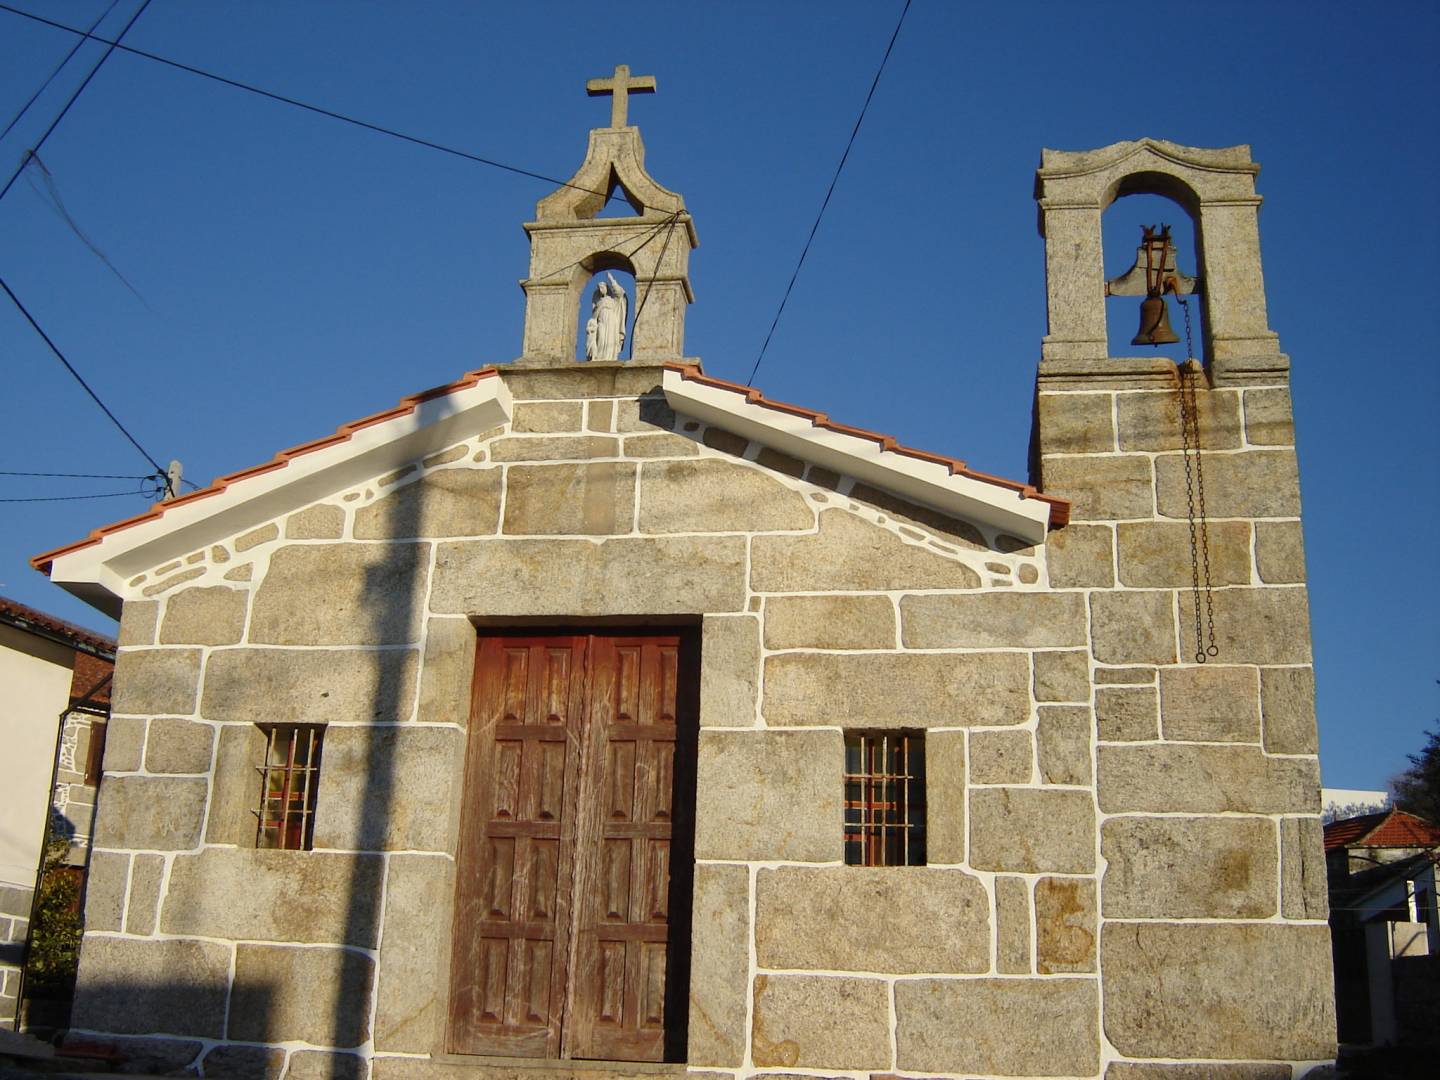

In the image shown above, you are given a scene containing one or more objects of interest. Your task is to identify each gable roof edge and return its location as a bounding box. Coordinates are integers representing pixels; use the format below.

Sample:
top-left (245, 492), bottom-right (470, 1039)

top-left (34, 368), bottom-right (511, 617)
top-left (662, 363), bottom-right (1067, 543)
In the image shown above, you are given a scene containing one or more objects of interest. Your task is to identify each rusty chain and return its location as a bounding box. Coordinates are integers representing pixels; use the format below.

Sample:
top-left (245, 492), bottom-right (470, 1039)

top-left (1175, 294), bottom-right (1218, 663)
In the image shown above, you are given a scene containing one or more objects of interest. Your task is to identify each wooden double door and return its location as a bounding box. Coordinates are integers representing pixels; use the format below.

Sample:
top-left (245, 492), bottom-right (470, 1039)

top-left (448, 631), bottom-right (697, 1062)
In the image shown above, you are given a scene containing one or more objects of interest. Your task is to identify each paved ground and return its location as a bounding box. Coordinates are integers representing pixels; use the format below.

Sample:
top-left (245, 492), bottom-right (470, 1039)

top-left (1336, 1046), bottom-right (1433, 1078)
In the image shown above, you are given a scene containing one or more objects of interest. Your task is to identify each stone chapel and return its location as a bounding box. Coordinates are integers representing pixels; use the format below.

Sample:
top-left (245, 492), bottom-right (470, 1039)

top-left (31, 66), bottom-right (1337, 1080)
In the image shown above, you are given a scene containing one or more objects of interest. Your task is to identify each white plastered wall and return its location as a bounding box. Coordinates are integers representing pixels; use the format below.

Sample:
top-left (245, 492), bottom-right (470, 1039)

top-left (0, 625), bottom-right (73, 888)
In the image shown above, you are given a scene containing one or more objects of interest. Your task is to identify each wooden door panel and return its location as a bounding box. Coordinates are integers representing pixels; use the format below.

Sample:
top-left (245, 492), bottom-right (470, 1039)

top-left (605, 739), bottom-right (637, 821)
top-left (483, 836), bottom-right (516, 918)
top-left (567, 636), bottom-right (681, 1062)
top-left (533, 740), bottom-right (568, 821)
top-left (448, 636), bottom-right (588, 1057)
top-left (653, 747), bottom-right (675, 825)
top-left (495, 644), bottom-right (529, 720)
top-left (491, 741), bottom-right (522, 820)
top-left (475, 938), bottom-right (508, 1020)
top-left (453, 631), bottom-right (695, 1062)
top-left (516, 938), bottom-right (554, 1021)
top-left (598, 837), bottom-right (632, 921)
top-left (526, 838), bottom-right (561, 920)
top-left (638, 940), bottom-right (667, 1028)
top-left (643, 838), bottom-right (671, 922)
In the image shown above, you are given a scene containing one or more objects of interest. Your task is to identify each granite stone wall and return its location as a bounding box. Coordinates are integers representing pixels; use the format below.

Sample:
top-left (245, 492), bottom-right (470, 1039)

top-left (53, 710), bottom-right (104, 862)
top-left (73, 362), bottom-right (1333, 1079)
top-left (0, 882), bottom-right (32, 1028)
top-left (1035, 356), bottom-right (1335, 1077)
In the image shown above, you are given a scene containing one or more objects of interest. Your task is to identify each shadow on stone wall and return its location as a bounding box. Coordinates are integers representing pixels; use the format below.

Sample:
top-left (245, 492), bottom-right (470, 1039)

top-left (331, 392), bottom-right (461, 1078)
top-left (66, 975), bottom-right (364, 1078)
top-left (66, 978), bottom-right (271, 1075)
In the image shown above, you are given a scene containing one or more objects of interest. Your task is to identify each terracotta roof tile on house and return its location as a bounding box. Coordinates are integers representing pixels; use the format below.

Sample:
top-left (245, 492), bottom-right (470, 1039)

top-left (662, 363), bottom-right (1071, 527)
top-left (30, 367), bottom-right (503, 575)
top-left (70, 650), bottom-right (114, 708)
top-left (1324, 808), bottom-right (1440, 852)
top-left (0, 595), bottom-right (115, 656)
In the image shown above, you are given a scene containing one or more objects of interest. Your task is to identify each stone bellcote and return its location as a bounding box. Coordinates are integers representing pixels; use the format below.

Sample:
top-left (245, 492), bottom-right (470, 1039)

top-left (1035, 139), bottom-right (1284, 384)
top-left (517, 65), bottom-right (699, 367)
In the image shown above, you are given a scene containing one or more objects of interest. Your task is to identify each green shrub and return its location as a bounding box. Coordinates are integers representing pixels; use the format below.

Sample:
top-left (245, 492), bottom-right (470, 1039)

top-left (23, 821), bottom-right (82, 998)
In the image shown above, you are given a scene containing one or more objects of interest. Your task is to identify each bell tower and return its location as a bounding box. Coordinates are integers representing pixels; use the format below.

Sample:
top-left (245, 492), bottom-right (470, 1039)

top-left (1029, 140), bottom-right (1335, 1069)
top-left (516, 64), bottom-right (699, 367)
top-left (1033, 138), bottom-right (1283, 378)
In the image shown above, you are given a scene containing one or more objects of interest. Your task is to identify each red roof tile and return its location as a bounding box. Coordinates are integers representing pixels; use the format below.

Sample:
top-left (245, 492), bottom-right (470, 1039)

top-left (1324, 809), bottom-right (1440, 852)
top-left (31, 367), bottom-right (503, 575)
top-left (663, 363), bottom-right (1071, 527)
top-left (69, 650), bottom-right (114, 708)
top-left (32, 360), bottom-right (1070, 580)
top-left (0, 595), bottom-right (115, 655)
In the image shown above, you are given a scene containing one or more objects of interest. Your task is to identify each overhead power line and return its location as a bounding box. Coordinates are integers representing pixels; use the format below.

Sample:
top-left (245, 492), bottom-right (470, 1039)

top-left (1, 470), bottom-right (151, 480)
top-left (0, 0), bottom-right (152, 206)
top-left (26, 151), bottom-right (152, 305)
top-left (628, 214), bottom-right (685, 359)
top-left (0, 0), bottom-right (122, 144)
top-left (0, 489), bottom-right (153, 503)
top-left (747, 0), bottom-right (912, 386)
top-left (0, 3), bottom-right (619, 202)
top-left (0, 272), bottom-right (166, 477)
top-left (532, 209), bottom-right (685, 291)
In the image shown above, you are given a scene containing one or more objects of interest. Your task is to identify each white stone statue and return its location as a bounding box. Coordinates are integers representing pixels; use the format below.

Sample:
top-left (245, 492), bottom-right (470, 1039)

top-left (586, 272), bottom-right (627, 361)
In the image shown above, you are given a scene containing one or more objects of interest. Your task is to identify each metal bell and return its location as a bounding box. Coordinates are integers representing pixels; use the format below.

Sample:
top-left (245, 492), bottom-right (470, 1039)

top-left (1132, 293), bottom-right (1180, 346)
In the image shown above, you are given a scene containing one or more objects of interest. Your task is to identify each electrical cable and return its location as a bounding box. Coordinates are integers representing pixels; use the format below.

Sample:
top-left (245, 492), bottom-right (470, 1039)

top-left (25, 151), bottom-right (151, 306)
top-left (0, 1), bottom-right (183, 497)
top-left (0, 0), bottom-right (122, 145)
top-left (628, 213), bottom-right (684, 359)
top-left (516, 209), bottom-right (683, 358)
top-left (530, 209), bottom-right (683, 287)
top-left (0, 3), bottom-right (620, 203)
top-left (0, 2), bottom-right (667, 491)
top-left (0, 489), bottom-right (151, 502)
top-left (0, 272), bottom-right (166, 477)
top-left (0, 0), bottom-right (152, 206)
top-left (0, 469), bottom-right (151, 479)
top-left (747, 0), bottom-right (912, 386)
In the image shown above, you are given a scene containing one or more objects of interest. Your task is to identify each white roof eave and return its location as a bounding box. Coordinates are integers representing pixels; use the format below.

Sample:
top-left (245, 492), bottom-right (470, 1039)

top-left (48, 377), bottom-right (512, 617)
top-left (663, 369), bottom-right (1050, 544)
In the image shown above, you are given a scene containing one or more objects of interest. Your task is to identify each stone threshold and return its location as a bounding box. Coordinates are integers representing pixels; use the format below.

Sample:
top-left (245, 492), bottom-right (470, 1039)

top-left (429, 1053), bottom-right (690, 1077)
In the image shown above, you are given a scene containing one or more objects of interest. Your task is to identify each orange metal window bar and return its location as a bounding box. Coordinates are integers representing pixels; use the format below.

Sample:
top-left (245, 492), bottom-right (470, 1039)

top-left (255, 725), bottom-right (322, 850)
top-left (843, 731), bottom-right (926, 866)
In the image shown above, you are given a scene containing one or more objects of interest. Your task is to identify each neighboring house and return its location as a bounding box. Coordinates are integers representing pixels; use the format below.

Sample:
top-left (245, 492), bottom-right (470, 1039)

top-left (25, 74), bottom-right (1336, 1080)
top-left (1326, 808), bottom-right (1440, 1047)
top-left (0, 597), bottom-right (115, 1030)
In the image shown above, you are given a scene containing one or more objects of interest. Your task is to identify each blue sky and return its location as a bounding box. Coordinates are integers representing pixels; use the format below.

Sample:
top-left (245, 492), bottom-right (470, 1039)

top-left (0, 1), bottom-right (1435, 791)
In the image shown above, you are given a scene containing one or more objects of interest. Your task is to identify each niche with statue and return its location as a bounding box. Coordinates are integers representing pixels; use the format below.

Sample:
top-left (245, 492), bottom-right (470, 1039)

top-left (515, 66), bottom-right (698, 367)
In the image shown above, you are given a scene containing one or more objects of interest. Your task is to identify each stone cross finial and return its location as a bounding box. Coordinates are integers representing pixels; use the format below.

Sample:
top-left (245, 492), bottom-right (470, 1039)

top-left (586, 64), bottom-right (656, 128)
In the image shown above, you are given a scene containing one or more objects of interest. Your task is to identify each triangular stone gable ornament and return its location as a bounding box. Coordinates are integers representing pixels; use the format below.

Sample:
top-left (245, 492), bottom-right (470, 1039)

top-left (517, 65), bottom-right (699, 367)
